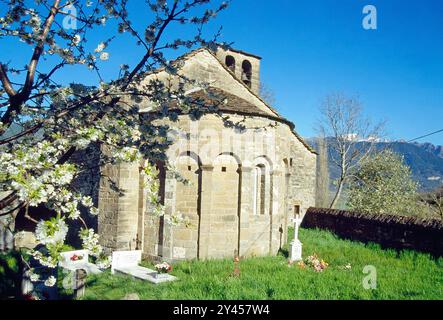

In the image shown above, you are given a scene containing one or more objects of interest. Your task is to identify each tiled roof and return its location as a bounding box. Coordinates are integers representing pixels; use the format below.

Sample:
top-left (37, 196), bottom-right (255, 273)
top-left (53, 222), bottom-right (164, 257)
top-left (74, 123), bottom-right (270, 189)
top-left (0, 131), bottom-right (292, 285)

top-left (186, 87), bottom-right (273, 118)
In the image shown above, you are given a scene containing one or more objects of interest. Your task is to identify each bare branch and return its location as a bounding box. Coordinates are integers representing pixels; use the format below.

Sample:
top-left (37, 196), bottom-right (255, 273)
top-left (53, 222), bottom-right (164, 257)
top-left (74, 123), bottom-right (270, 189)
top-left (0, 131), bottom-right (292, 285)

top-left (316, 92), bottom-right (385, 208)
top-left (0, 64), bottom-right (16, 97)
top-left (22, 0), bottom-right (61, 98)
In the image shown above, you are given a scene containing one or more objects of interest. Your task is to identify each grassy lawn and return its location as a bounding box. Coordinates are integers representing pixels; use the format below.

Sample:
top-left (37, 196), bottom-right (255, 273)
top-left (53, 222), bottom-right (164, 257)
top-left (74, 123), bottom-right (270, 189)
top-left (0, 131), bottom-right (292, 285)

top-left (80, 228), bottom-right (443, 300)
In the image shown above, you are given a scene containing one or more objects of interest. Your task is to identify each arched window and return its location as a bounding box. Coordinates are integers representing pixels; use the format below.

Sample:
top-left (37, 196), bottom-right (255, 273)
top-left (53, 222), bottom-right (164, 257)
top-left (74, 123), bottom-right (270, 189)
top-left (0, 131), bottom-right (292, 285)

top-left (225, 55), bottom-right (236, 73)
top-left (241, 60), bottom-right (252, 88)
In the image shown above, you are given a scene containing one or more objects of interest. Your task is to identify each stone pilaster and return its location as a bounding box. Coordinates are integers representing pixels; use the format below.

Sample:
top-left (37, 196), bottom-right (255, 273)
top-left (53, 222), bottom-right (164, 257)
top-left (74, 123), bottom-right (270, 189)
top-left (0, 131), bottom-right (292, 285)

top-left (159, 170), bottom-right (177, 258)
top-left (270, 170), bottom-right (283, 253)
top-left (283, 173), bottom-right (291, 247)
top-left (98, 161), bottom-right (140, 251)
top-left (198, 164), bottom-right (214, 260)
top-left (238, 166), bottom-right (253, 257)
top-left (116, 162), bottom-right (140, 250)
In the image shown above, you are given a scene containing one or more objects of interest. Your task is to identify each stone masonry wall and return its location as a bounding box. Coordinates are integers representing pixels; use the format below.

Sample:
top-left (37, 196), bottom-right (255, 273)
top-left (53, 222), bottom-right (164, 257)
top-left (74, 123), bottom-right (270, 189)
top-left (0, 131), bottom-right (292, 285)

top-left (98, 158), bottom-right (140, 251)
top-left (144, 113), bottom-right (317, 260)
top-left (98, 48), bottom-right (317, 259)
top-left (140, 49), bottom-right (277, 118)
top-left (215, 48), bottom-right (261, 95)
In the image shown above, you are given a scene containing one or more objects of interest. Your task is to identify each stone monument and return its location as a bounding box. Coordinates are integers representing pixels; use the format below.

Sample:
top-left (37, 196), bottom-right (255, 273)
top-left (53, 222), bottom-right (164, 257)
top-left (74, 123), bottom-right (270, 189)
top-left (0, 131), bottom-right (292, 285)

top-left (289, 214), bottom-right (303, 262)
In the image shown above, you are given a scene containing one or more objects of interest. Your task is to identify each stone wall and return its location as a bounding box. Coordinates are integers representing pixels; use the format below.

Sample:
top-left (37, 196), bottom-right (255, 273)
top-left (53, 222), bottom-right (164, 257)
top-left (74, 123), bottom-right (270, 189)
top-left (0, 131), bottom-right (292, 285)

top-left (215, 48), bottom-right (261, 95)
top-left (69, 145), bottom-right (101, 247)
top-left (302, 207), bottom-right (443, 257)
top-left (99, 111), bottom-right (317, 260)
top-left (140, 49), bottom-right (277, 118)
top-left (0, 191), bottom-right (14, 251)
top-left (0, 218), bottom-right (13, 252)
top-left (97, 48), bottom-right (317, 259)
top-left (140, 113), bottom-right (317, 261)
top-left (98, 152), bottom-right (140, 251)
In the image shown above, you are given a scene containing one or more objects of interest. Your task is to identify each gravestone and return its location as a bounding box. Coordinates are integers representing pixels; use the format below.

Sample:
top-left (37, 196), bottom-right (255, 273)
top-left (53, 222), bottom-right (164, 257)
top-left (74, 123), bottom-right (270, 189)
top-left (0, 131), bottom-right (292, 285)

top-left (111, 250), bottom-right (177, 284)
top-left (111, 250), bottom-right (142, 274)
top-left (289, 214), bottom-right (303, 262)
top-left (58, 250), bottom-right (102, 299)
top-left (59, 250), bottom-right (102, 274)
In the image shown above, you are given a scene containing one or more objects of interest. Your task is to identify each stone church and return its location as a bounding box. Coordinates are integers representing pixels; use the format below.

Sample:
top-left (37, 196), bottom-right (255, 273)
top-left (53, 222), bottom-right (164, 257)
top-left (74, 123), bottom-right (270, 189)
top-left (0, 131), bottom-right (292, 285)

top-left (97, 47), bottom-right (317, 261)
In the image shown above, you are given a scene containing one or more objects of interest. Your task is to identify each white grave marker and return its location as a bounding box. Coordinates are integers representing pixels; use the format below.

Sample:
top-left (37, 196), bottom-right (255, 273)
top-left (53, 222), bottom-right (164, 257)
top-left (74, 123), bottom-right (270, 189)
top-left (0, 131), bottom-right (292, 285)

top-left (111, 250), bottom-right (177, 284)
top-left (289, 214), bottom-right (303, 262)
top-left (59, 249), bottom-right (102, 274)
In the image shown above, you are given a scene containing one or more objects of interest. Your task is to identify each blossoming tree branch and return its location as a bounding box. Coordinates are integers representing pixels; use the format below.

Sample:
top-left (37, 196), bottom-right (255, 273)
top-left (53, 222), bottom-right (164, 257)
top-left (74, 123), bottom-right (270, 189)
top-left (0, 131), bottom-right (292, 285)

top-left (0, 0), bottom-right (229, 286)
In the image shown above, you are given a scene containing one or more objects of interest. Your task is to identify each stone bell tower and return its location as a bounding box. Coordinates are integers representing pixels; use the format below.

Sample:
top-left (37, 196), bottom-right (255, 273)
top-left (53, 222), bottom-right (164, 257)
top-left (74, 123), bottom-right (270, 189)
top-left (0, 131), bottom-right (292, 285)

top-left (215, 46), bottom-right (261, 95)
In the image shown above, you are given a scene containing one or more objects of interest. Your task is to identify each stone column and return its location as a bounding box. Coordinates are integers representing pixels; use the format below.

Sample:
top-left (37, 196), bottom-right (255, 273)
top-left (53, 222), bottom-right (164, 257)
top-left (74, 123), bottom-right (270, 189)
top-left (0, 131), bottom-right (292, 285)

top-left (238, 166), bottom-right (253, 257)
top-left (98, 161), bottom-right (140, 251)
top-left (197, 165), bottom-right (214, 260)
top-left (137, 168), bottom-right (146, 252)
top-left (115, 162), bottom-right (140, 250)
top-left (270, 170), bottom-right (283, 254)
top-left (283, 173), bottom-right (291, 245)
top-left (159, 170), bottom-right (177, 258)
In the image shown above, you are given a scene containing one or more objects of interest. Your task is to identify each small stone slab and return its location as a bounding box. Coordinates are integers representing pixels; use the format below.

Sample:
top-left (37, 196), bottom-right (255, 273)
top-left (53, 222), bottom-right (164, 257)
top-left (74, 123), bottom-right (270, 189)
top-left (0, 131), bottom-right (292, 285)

top-left (62, 261), bottom-right (102, 275)
top-left (59, 250), bottom-right (102, 275)
top-left (114, 265), bottom-right (177, 284)
top-left (111, 250), bottom-right (176, 284)
top-left (289, 239), bottom-right (303, 262)
top-left (111, 250), bottom-right (142, 273)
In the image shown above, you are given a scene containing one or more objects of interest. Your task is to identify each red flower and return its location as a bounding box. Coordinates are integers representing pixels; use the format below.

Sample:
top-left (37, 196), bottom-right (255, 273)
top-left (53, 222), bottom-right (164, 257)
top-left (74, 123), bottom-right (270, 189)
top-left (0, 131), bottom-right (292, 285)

top-left (23, 293), bottom-right (37, 300)
top-left (70, 254), bottom-right (79, 261)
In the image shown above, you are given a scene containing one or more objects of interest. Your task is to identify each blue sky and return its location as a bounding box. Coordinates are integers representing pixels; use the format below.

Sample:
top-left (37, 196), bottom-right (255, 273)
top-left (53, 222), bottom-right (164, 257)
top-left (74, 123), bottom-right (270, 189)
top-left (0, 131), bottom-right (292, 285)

top-left (2, 0), bottom-right (443, 144)
top-left (215, 0), bottom-right (443, 144)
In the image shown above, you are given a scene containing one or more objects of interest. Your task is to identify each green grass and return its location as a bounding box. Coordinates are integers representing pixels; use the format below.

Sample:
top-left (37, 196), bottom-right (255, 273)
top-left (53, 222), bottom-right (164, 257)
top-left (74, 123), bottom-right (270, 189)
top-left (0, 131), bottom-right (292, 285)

top-left (81, 228), bottom-right (443, 300)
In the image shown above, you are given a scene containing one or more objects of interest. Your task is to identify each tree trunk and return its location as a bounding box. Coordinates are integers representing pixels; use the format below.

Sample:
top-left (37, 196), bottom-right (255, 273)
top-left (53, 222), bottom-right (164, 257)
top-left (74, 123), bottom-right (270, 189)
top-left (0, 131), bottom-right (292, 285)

top-left (330, 178), bottom-right (344, 209)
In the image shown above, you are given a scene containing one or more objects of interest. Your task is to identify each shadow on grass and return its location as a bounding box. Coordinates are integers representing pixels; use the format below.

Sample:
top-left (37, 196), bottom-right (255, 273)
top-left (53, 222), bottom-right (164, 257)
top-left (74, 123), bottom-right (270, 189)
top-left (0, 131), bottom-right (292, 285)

top-left (0, 251), bottom-right (24, 300)
top-left (277, 247), bottom-right (289, 258)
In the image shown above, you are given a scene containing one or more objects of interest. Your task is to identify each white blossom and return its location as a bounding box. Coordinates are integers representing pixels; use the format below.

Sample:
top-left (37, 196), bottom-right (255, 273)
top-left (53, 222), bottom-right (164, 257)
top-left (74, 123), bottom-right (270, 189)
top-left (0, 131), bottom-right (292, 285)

top-left (79, 228), bottom-right (102, 257)
top-left (32, 251), bottom-right (58, 268)
top-left (44, 276), bottom-right (57, 287)
top-left (28, 270), bottom-right (40, 282)
top-left (90, 207), bottom-right (99, 216)
top-left (96, 255), bottom-right (112, 269)
top-left (99, 52), bottom-right (109, 61)
top-left (35, 217), bottom-right (68, 245)
top-left (95, 42), bottom-right (106, 53)
top-left (164, 213), bottom-right (188, 226)
top-left (72, 34), bottom-right (81, 45)
top-left (81, 196), bottom-right (93, 207)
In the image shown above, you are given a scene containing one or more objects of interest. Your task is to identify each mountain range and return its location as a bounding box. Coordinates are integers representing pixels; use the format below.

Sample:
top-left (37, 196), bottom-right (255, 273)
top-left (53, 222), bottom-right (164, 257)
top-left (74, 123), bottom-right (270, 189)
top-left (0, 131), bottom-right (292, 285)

top-left (416, 142), bottom-right (443, 159)
top-left (308, 138), bottom-right (443, 192)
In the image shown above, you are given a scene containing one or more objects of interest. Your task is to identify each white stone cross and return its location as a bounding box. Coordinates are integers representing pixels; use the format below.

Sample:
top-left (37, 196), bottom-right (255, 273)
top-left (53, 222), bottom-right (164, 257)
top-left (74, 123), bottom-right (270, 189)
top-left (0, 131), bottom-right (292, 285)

top-left (291, 214), bottom-right (303, 242)
top-left (289, 214), bottom-right (303, 263)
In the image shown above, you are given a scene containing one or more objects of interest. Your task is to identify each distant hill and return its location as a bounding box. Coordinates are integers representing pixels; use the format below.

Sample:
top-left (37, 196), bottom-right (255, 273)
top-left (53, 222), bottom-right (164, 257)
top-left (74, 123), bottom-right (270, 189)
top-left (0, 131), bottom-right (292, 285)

top-left (308, 138), bottom-right (443, 192)
top-left (414, 142), bottom-right (443, 159)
